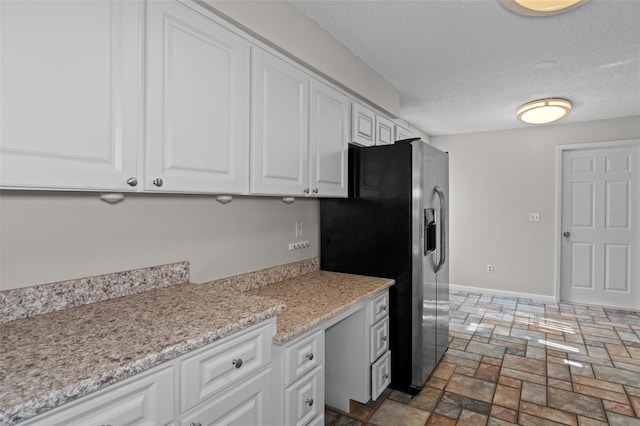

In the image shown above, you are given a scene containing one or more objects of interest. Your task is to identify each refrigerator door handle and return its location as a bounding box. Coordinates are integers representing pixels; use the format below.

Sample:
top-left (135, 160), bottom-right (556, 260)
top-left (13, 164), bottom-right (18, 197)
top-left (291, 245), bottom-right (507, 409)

top-left (434, 186), bottom-right (446, 273)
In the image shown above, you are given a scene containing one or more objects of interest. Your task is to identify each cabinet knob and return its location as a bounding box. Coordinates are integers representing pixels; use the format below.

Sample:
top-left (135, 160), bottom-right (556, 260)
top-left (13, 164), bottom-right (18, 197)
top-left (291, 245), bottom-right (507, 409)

top-left (312, 188), bottom-right (319, 194)
top-left (383, 373), bottom-right (390, 379)
top-left (126, 177), bottom-right (137, 187)
top-left (305, 352), bottom-right (314, 361)
top-left (381, 336), bottom-right (387, 342)
top-left (303, 188), bottom-right (310, 194)
top-left (305, 398), bottom-right (314, 407)
top-left (232, 358), bottom-right (243, 368)
top-left (380, 305), bottom-right (387, 312)
top-left (153, 178), bottom-right (164, 187)
top-left (563, 231), bottom-right (571, 237)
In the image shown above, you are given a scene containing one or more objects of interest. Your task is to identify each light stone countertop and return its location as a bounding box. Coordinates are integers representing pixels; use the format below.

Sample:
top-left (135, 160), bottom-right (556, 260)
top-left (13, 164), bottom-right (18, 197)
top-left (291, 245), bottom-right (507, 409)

top-left (0, 265), bottom-right (393, 425)
top-left (246, 270), bottom-right (395, 344)
top-left (0, 282), bottom-right (284, 425)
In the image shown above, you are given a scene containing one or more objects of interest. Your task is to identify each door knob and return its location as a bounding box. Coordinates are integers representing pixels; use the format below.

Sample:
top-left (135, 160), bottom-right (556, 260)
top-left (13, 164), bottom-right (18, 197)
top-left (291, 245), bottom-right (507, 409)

top-left (563, 231), bottom-right (571, 238)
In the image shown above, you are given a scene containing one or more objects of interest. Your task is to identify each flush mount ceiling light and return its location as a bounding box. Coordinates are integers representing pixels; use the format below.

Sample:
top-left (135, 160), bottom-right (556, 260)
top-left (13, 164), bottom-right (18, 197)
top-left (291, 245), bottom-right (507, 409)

top-left (500, 0), bottom-right (588, 16)
top-left (517, 98), bottom-right (572, 124)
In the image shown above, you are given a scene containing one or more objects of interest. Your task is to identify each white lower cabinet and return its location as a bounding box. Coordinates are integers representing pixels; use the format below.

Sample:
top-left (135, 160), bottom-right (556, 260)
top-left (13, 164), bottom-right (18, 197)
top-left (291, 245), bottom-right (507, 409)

top-left (179, 367), bottom-right (272, 426)
top-left (371, 351), bottom-right (391, 401)
top-left (272, 330), bottom-right (325, 426)
top-left (179, 321), bottom-right (272, 412)
top-left (18, 319), bottom-right (276, 426)
top-left (21, 366), bottom-right (175, 426)
top-left (284, 367), bottom-right (323, 426)
top-left (367, 290), bottom-right (391, 402)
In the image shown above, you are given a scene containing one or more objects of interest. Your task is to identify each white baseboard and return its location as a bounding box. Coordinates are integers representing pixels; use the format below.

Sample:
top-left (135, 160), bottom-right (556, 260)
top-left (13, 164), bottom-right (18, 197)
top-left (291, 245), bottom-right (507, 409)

top-left (450, 283), bottom-right (558, 304)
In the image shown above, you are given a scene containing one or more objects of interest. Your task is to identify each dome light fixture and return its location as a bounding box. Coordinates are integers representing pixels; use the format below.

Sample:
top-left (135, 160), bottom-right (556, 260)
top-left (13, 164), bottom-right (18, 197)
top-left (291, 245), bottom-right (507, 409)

top-left (517, 98), bottom-right (572, 124)
top-left (500, 0), bottom-right (588, 16)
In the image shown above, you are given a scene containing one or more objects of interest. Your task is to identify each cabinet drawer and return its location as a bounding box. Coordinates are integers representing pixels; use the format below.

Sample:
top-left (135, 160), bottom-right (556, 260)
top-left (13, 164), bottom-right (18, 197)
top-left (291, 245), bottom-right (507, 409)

top-left (369, 291), bottom-right (389, 325)
top-left (371, 351), bottom-right (391, 401)
top-left (284, 367), bottom-right (324, 426)
top-left (284, 330), bottom-right (324, 386)
top-left (180, 367), bottom-right (271, 426)
top-left (22, 366), bottom-right (174, 426)
top-left (179, 321), bottom-right (272, 412)
top-left (370, 317), bottom-right (389, 363)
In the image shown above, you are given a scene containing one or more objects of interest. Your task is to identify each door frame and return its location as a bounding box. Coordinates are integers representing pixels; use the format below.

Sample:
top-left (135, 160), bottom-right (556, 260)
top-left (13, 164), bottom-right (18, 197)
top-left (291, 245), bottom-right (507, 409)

top-left (554, 138), bottom-right (640, 303)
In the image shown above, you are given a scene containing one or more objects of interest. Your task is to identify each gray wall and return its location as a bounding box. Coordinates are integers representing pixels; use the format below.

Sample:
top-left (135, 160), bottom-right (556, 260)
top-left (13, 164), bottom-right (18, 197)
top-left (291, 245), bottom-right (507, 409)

top-left (0, 193), bottom-right (319, 290)
top-left (431, 116), bottom-right (640, 299)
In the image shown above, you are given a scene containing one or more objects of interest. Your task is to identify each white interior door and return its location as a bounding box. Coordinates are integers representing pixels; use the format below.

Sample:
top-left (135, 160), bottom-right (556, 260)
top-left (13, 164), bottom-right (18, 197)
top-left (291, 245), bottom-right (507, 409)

top-left (561, 141), bottom-right (640, 309)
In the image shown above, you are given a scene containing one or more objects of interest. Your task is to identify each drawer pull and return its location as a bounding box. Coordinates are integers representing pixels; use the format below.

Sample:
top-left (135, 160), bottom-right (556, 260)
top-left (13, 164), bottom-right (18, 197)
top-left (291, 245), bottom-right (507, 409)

top-left (232, 358), bottom-right (243, 368)
top-left (305, 352), bottom-right (314, 361)
top-left (305, 398), bottom-right (314, 407)
top-left (189, 423), bottom-right (202, 426)
top-left (380, 305), bottom-right (387, 312)
top-left (383, 373), bottom-right (390, 379)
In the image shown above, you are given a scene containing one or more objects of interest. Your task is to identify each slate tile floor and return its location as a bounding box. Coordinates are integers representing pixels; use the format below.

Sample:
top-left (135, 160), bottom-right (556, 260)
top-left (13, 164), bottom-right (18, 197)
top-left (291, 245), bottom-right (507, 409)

top-left (325, 290), bottom-right (640, 425)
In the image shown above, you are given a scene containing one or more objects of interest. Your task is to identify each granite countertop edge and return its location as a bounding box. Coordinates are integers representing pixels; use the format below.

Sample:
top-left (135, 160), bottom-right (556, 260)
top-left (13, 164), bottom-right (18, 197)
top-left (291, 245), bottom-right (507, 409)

top-left (272, 280), bottom-right (394, 344)
top-left (2, 299), bottom-right (284, 425)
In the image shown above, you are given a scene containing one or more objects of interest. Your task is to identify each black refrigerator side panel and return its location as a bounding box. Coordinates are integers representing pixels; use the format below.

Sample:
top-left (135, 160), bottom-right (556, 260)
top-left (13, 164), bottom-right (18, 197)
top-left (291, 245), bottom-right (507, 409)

top-left (320, 143), bottom-right (414, 393)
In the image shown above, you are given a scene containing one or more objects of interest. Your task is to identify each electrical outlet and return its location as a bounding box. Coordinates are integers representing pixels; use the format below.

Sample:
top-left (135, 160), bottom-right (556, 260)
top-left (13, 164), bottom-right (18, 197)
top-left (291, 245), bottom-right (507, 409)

top-left (288, 240), bottom-right (310, 251)
top-left (487, 264), bottom-right (494, 273)
top-left (295, 221), bottom-right (303, 237)
top-left (529, 212), bottom-right (540, 222)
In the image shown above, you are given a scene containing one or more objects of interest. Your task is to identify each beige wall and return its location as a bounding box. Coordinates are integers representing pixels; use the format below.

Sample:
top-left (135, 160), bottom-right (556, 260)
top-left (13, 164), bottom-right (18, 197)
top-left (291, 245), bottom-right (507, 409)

top-left (430, 116), bottom-right (640, 299)
top-left (201, 0), bottom-right (400, 116)
top-left (0, 193), bottom-right (319, 290)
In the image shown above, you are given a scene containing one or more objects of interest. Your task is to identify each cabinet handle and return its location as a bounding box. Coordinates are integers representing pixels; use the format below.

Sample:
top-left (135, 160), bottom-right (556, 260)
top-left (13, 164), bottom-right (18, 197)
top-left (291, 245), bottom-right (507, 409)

top-left (312, 188), bottom-right (319, 194)
top-left (305, 398), bottom-right (314, 407)
top-left (126, 177), bottom-right (137, 187)
top-left (379, 305), bottom-right (387, 312)
top-left (383, 373), bottom-right (390, 379)
top-left (153, 178), bottom-right (163, 187)
top-left (232, 358), bottom-right (243, 368)
top-left (305, 352), bottom-right (314, 361)
top-left (189, 423), bottom-right (202, 426)
top-left (303, 188), bottom-right (310, 194)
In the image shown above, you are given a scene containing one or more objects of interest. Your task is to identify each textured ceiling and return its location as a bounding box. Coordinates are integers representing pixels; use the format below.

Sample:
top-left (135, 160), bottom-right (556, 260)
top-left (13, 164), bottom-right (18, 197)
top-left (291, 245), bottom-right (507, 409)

top-left (290, 0), bottom-right (640, 136)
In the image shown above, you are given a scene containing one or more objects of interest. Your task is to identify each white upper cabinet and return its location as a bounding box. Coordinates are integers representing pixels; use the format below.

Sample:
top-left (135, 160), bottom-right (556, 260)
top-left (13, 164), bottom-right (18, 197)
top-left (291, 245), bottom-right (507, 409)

top-left (0, 0), bottom-right (143, 190)
top-left (375, 115), bottom-right (395, 146)
top-left (145, 1), bottom-right (250, 194)
top-left (351, 103), bottom-right (376, 147)
top-left (395, 124), bottom-right (415, 142)
top-left (351, 101), bottom-right (396, 147)
top-left (250, 48), bottom-right (310, 196)
top-left (309, 80), bottom-right (349, 198)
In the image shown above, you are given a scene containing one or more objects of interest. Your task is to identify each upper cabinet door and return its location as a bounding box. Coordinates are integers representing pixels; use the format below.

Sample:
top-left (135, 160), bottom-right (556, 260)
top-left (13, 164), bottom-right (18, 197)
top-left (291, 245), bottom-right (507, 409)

top-left (251, 48), bottom-right (309, 196)
top-left (351, 102), bottom-right (375, 147)
top-left (0, 0), bottom-right (142, 190)
top-left (395, 124), bottom-right (415, 142)
top-left (146, 1), bottom-right (250, 194)
top-left (309, 80), bottom-right (349, 198)
top-left (375, 115), bottom-right (395, 146)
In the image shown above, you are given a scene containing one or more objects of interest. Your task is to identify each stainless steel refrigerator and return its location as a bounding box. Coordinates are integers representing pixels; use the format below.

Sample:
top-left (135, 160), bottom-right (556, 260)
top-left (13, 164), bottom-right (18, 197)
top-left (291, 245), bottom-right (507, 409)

top-left (320, 139), bottom-right (449, 394)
